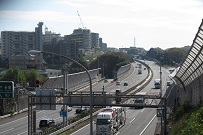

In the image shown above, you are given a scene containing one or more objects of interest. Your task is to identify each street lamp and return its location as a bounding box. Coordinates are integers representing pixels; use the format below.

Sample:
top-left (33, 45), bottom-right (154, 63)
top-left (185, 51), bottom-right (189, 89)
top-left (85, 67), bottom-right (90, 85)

top-left (28, 50), bottom-right (94, 135)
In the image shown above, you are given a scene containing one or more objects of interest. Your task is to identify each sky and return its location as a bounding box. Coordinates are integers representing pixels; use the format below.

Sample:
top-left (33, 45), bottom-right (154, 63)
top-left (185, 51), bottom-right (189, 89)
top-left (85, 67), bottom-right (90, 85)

top-left (0, 0), bottom-right (203, 51)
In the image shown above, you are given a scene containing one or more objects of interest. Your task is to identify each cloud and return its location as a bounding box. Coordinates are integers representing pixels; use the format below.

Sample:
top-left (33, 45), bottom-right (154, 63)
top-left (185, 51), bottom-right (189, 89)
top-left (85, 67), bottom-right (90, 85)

top-left (54, 0), bottom-right (89, 8)
top-left (0, 10), bottom-right (78, 23)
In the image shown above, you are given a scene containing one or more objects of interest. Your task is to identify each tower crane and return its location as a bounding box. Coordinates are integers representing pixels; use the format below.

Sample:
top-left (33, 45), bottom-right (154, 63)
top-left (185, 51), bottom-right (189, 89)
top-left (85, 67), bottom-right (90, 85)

top-left (77, 11), bottom-right (85, 29)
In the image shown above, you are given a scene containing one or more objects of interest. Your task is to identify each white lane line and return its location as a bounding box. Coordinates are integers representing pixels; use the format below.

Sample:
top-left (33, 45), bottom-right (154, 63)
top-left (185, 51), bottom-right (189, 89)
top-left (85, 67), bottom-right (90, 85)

top-left (130, 117), bottom-right (136, 123)
top-left (115, 131), bottom-right (120, 135)
top-left (0, 110), bottom-right (47, 127)
top-left (0, 128), bottom-right (14, 134)
top-left (141, 109), bottom-right (145, 112)
top-left (70, 124), bottom-right (90, 135)
top-left (0, 117), bottom-right (27, 127)
top-left (139, 114), bottom-right (156, 135)
top-left (17, 130), bottom-right (27, 135)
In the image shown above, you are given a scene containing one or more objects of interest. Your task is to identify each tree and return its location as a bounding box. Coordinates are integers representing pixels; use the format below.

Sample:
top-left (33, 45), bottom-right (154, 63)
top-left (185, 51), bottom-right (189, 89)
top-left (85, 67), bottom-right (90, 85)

top-left (146, 47), bottom-right (164, 60)
top-left (25, 69), bottom-right (40, 87)
top-left (0, 68), bottom-right (26, 86)
top-left (89, 52), bottom-right (133, 78)
top-left (163, 48), bottom-right (187, 65)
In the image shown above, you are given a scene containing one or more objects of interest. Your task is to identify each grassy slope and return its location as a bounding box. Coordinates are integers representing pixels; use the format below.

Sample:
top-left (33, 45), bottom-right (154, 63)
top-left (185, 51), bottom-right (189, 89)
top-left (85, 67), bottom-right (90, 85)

top-left (169, 106), bottom-right (203, 135)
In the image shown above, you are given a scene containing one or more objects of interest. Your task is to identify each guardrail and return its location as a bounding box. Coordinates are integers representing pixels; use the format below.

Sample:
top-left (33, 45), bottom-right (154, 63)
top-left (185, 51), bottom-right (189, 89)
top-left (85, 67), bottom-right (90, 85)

top-left (49, 109), bottom-right (101, 135)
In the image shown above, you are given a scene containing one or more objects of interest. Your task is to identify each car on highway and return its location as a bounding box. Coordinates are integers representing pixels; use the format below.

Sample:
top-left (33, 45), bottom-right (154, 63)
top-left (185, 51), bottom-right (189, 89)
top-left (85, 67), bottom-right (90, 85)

top-left (116, 81), bottom-right (121, 85)
top-left (39, 118), bottom-right (55, 128)
top-left (167, 81), bottom-right (171, 86)
top-left (75, 107), bottom-right (88, 114)
top-left (123, 82), bottom-right (128, 86)
top-left (67, 106), bottom-right (72, 112)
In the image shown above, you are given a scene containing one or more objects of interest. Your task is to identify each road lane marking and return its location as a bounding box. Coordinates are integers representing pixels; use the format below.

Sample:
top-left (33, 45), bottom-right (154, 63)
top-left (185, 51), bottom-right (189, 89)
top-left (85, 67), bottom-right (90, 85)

top-left (129, 109), bottom-right (145, 123)
top-left (0, 128), bottom-right (14, 134)
top-left (130, 118), bottom-right (136, 123)
top-left (70, 123), bottom-right (90, 135)
top-left (115, 131), bottom-right (120, 135)
top-left (0, 110), bottom-right (47, 127)
top-left (0, 117), bottom-right (27, 127)
top-left (139, 114), bottom-right (156, 135)
top-left (17, 130), bottom-right (27, 135)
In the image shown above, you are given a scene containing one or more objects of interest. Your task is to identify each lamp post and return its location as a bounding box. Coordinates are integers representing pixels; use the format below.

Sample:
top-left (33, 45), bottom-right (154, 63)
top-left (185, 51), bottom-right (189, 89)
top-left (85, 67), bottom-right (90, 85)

top-left (28, 50), bottom-right (94, 135)
top-left (152, 58), bottom-right (163, 134)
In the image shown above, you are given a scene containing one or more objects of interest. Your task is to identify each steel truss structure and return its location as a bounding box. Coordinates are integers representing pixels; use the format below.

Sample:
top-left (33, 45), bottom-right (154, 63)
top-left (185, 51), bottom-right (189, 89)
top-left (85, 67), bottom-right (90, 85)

top-left (28, 93), bottom-right (164, 135)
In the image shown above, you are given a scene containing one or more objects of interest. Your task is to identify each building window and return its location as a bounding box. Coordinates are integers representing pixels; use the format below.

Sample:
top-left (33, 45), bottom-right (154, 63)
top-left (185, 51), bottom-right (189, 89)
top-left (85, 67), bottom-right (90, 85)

top-left (15, 52), bottom-right (20, 55)
top-left (28, 36), bottom-right (33, 40)
top-left (15, 44), bottom-right (20, 49)
top-left (28, 44), bottom-right (33, 49)
top-left (15, 36), bottom-right (20, 41)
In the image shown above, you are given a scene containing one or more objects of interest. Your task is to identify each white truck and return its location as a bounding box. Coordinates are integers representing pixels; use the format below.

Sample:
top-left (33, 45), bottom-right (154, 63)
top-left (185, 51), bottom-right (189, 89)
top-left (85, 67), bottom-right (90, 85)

top-left (95, 107), bottom-right (126, 135)
top-left (133, 92), bottom-right (148, 108)
top-left (138, 68), bottom-right (142, 74)
top-left (137, 63), bottom-right (142, 68)
top-left (154, 79), bottom-right (161, 89)
top-left (137, 63), bottom-right (142, 74)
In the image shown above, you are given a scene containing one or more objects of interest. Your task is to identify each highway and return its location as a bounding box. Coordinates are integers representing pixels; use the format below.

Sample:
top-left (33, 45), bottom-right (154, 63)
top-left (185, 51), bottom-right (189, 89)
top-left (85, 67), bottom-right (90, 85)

top-left (0, 61), bottom-right (147, 135)
top-left (69, 60), bottom-right (171, 135)
top-left (0, 60), bottom-right (171, 135)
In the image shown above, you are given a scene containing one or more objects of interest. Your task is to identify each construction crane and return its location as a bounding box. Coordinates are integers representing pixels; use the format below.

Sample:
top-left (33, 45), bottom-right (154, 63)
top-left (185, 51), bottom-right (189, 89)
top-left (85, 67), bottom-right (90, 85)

top-left (77, 11), bottom-right (85, 29)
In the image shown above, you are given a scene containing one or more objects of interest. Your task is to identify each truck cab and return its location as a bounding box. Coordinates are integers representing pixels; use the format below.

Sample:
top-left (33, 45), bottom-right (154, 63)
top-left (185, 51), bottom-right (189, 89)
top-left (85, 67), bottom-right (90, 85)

top-left (96, 112), bottom-right (114, 135)
top-left (95, 107), bottom-right (126, 135)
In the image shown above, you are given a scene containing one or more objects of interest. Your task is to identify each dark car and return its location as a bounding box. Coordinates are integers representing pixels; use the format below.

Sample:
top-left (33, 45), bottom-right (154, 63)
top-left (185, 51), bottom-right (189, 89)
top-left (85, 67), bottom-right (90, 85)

top-left (39, 118), bottom-right (55, 128)
top-left (75, 107), bottom-right (87, 114)
top-left (123, 82), bottom-right (128, 86)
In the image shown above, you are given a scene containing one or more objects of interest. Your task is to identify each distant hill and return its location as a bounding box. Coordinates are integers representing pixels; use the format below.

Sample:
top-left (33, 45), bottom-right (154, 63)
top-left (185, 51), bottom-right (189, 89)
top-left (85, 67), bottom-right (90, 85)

top-left (181, 45), bottom-right (191, 52)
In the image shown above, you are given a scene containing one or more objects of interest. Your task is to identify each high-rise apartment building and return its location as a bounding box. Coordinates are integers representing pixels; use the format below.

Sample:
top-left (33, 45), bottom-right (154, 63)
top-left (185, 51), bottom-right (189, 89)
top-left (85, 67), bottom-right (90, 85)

top-left (91, 33), bottom-right (99, 49)
top-left (71, 28), bottom-right (91, 54)
top-left (43, 27), bottom-right (62, 44)
top-left (1, 22), bottom-right (43, 69)
top-left (61, 35), bottom-right (80, 61)
top-left (99, 38), bottom-right (107, 52)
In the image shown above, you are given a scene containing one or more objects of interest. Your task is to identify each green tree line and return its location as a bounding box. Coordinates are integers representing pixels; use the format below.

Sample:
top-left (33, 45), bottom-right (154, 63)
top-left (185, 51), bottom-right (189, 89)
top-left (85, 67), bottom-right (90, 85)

top-left (0, 68), bottom-right (47, 87)
top-left (145, 47), bottom-right (189, 66)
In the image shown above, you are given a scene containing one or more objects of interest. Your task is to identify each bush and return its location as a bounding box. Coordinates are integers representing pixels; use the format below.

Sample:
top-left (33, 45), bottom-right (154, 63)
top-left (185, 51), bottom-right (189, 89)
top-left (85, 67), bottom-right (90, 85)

top-left (174, 101), bottom-right (192, 121)
top-left (170, 105), bottom-right (203, 135)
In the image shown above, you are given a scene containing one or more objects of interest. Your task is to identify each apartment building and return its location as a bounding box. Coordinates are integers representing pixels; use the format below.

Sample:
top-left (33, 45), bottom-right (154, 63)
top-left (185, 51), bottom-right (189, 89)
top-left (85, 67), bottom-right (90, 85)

top-left (1, 22), bottom-right (43, 69)
top-left (99, 38), bottom-right (107, 52)
top-left (43, 27), bottom-right (62, 43)
top-left (91, 33), bottom-right (99, 49)
top-left (71, 28), bottom-right (91, 54)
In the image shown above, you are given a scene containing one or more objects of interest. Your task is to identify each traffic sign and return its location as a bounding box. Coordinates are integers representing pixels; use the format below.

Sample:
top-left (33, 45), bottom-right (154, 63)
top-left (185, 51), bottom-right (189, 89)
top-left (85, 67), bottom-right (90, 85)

top-left (0, 81), bottom-right (14, 99)
top-left (60, 110), bottom-right (67, 117)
